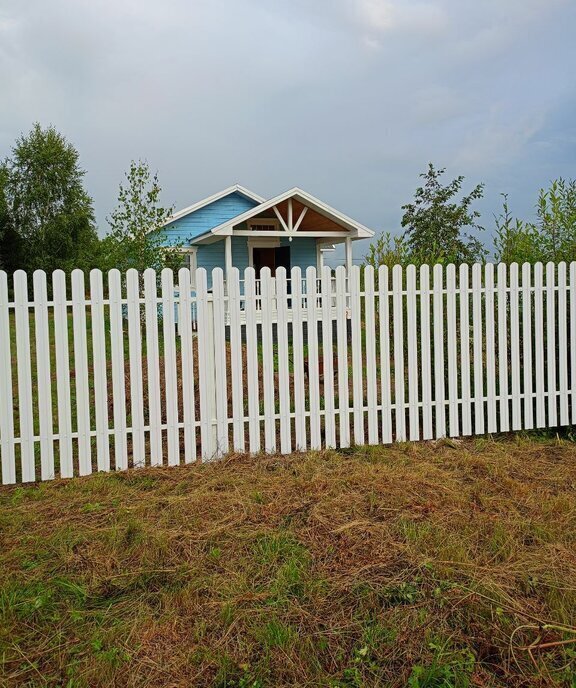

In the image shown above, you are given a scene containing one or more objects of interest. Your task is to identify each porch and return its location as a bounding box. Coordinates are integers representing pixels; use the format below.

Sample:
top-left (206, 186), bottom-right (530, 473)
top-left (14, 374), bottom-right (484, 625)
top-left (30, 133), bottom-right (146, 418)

top-left (182, 187), bottom-right (372, 286)
top-left (178, 270), bottom-right (346, 330)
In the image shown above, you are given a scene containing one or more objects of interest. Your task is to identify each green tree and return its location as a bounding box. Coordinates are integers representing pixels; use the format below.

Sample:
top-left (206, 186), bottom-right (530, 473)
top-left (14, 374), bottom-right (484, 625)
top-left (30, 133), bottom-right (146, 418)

top-left (493, 194), bottom-right (540, 264)
top-left (493, 179), bottom-right (576, 264)
top-left (535, 178), bottom-right (576, 262)
top-left (364, 231), bottom-right (411, 271)
top-left (1, 161), bottom-right (27, 275)
top-left (4, 123), bottom-right (99, 273)
top-left (102, 160), bottom-right (179, 273)
top-left (401, 163), bottom-right (486, 265)
top-left (0, 163), bottom-right (10, 270)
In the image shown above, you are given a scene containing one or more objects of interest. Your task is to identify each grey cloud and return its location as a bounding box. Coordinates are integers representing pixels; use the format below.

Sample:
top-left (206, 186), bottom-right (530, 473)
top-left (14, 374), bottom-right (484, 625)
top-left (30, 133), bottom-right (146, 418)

top-left (1, 0), bottom-right (575, 265)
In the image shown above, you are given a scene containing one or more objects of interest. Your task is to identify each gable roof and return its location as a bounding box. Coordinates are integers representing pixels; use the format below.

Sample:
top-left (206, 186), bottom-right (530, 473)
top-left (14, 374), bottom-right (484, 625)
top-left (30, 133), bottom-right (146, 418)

top-left (163, 184), bottom-right (265, 226)
top-left (194, 187), bottom-right (375, 241)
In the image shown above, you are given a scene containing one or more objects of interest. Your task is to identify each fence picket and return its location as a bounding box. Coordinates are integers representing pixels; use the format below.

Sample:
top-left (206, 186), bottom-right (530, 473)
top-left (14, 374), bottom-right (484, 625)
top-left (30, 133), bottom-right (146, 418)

top-left (260, 268), bottom-right (276, 453)
top-left (321, 266), bottom-right (337, 448)
top-left (108, 270), bottom-right (128, 470)
top-left (433, 265), bottom-right (445, 438)
top-left (227, 267), bottom-right (244, 453)
top-left (446, 264), bottom-right (459, 437)
top-left (534, 263), bottom-right (546, 427)
top-left (71, 270), bottom-right (91, 476)
top-left (0, 272), bottom-right (15, 484)
top-left (364, 266), bottom-right (378, 444)
top-left (392, 266), bottom-right (405, 441)
top-left (419, 265), bottom-right (433, 440)
top-left (277, 268), bottom-right (292, 454)
top-left (472, 264), bottom-right (484, 434)
top-left (522, 263), bottom-right (534, 429)
top-left (307, 266), bottom-right (322, 449)
top-left (178, 267), bottom-right (197, 463)
top-left (162, 268), bottom-right (180, 465)
top-left (350, 265), bottom-right (365, 444)
top-left (89, 269), bottom-right (110, 473)
top-left (484, 264), bottom-right (497, 433)
top-left (459, 264), bottom-right (472, 435)
top-left (244, 268), bottom-right (261, 453)
top-left (144, 269), bottom-right (163, 466)
top-left (196, 269), bottom-right (215, 460)
top-left (336, 266), bottom-right (350, 447)
top-left (14, 271), bottom-right (35, 482)
top-left (33, 270), bottom-right (55, 480)
top-left (546, 262), bottom-right (558, 427)
top-left (378, 266), bottom-right (392, 443)
top-left (54, 270), bottom-right (74, 477)
top-left (557, 262), bottom-right (569, 426)
top-left (126, 269), bottom-right (145, 467)
top-left (497, 263), bottom-right (509, 432)
top-left (571, 262), bottom-right (576, 425)
top-left (292, 267), bottom-right (307, 451)
top-left (509, 264), bottom-right (521, 430)
top-left (212, 269), bottom-right (229, 457)
top-left (406, 265), bottom-right (419, 441)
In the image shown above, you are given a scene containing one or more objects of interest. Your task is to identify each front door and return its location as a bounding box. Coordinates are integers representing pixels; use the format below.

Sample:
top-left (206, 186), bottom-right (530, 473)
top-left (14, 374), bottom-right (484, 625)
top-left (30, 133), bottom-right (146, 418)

top-left (275, 246), bottom-right (291, 272)
top-left (252, 246), bottom-right (291, 277)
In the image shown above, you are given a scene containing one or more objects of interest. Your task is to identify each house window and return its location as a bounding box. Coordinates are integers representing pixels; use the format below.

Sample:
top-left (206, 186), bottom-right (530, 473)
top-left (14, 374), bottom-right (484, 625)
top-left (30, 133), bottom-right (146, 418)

top-left (172, 248), bottom-right (198, 286)
top-left (248, 218), bottom-right (280, 232)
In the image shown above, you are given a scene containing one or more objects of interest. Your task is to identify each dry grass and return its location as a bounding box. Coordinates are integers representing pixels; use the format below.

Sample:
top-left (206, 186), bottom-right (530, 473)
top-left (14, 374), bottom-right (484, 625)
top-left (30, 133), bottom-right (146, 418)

top-left (1, 434), bottom-right (576, 687)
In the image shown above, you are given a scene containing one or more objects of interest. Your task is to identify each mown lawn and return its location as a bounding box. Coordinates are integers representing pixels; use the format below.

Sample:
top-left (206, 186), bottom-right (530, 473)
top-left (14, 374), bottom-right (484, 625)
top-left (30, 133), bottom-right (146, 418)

top-left (1, 435), bottom-right (576, 687)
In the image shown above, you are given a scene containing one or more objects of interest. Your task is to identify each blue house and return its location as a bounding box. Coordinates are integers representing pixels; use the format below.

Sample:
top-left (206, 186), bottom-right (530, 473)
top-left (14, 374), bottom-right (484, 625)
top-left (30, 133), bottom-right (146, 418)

top-left (158, 185), bottom-right (375, 285)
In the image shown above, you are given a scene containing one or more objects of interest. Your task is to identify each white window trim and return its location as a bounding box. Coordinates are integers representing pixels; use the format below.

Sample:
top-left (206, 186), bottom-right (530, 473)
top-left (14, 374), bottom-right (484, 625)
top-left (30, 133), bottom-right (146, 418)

top-left (247, 218), bottom-right (280, 232)
top-left (247, 237), bottom-right (280, 269)
top-left (172, 246), bottom-right (198, 286)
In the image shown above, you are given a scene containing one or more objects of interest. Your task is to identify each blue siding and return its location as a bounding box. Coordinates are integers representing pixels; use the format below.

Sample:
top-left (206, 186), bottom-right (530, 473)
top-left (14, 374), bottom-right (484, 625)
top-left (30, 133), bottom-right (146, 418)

top-left (281, 237), bottom-right (317, 273)
top-left (157, 191), bottom-right (259, 246)
top-left (196, 243), bottom-right (224, 289)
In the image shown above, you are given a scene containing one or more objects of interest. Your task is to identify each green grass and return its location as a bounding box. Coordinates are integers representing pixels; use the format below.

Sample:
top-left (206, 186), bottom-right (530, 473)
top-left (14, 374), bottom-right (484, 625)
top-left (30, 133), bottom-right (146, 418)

top-left (1, 435), bottom-right (576, 686)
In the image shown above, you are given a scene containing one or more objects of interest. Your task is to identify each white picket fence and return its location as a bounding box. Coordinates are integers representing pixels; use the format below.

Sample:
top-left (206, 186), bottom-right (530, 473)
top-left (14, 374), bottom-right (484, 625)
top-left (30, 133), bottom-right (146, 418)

top-left (0, 262), bottom-right (574, 485)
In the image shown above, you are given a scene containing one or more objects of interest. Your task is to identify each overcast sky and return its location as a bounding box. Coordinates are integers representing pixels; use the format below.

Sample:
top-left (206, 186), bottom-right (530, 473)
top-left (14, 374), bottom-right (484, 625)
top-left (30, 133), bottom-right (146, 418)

top-left (1, 0), bottom-right (575, 262)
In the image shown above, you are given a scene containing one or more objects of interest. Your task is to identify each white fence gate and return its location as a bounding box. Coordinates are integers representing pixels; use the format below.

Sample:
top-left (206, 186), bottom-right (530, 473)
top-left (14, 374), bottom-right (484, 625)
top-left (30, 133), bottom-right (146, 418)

top-left (0, 262), bottom-right (574, 485)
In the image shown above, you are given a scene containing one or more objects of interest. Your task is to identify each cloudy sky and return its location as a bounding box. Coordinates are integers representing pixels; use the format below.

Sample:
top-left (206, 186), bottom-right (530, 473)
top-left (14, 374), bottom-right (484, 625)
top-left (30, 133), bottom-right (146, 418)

top-left (1, 0), bottom-right (575, 261)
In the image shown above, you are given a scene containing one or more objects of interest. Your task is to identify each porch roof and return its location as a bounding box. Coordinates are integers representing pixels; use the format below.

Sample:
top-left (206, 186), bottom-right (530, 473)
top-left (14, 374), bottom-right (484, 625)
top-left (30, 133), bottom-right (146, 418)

top-left (189, 187), bottom-right (375, 245)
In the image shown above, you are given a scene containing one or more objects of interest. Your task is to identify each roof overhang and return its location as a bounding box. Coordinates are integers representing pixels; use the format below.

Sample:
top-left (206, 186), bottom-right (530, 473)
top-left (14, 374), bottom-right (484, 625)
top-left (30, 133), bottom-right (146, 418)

top-left (189, 188), bottom-right (375, 244)
top-left (162, 184), bottom-right (265, 227)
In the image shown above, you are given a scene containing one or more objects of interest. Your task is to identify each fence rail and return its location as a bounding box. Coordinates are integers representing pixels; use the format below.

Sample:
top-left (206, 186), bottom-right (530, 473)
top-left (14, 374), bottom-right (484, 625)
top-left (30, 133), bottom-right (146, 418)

top-left (0, 262), bottom-right (574, 485)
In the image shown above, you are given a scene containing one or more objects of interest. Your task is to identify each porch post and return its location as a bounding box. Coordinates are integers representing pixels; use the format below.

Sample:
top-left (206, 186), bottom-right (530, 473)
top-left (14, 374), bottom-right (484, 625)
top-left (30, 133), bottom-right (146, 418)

top-left (345, 237), bottom-right (353, 274)
top-left (225, 235), bottom-right (233, 281)
top-left (316, 242), bottom-right (324, 272)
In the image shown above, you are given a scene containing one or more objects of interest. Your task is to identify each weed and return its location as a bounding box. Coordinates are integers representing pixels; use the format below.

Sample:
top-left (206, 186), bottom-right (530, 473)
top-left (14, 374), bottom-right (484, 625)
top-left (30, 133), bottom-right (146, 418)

top-left (382, 580), bottom-right (421, 606)
top-left (408, 643), bottom-right (475, 688)
top-left (333, 646), bottom-right (381, 687)
top-left (257, 618), bottom-right (295, 650)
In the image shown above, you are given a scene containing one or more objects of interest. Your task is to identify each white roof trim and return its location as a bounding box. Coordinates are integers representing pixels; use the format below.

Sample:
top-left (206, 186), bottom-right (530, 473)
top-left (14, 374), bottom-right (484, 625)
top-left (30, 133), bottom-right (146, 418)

top-left (208, 187), bottom-right (375, 239)
top-left (162, 184), bottom-right (265, 227)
